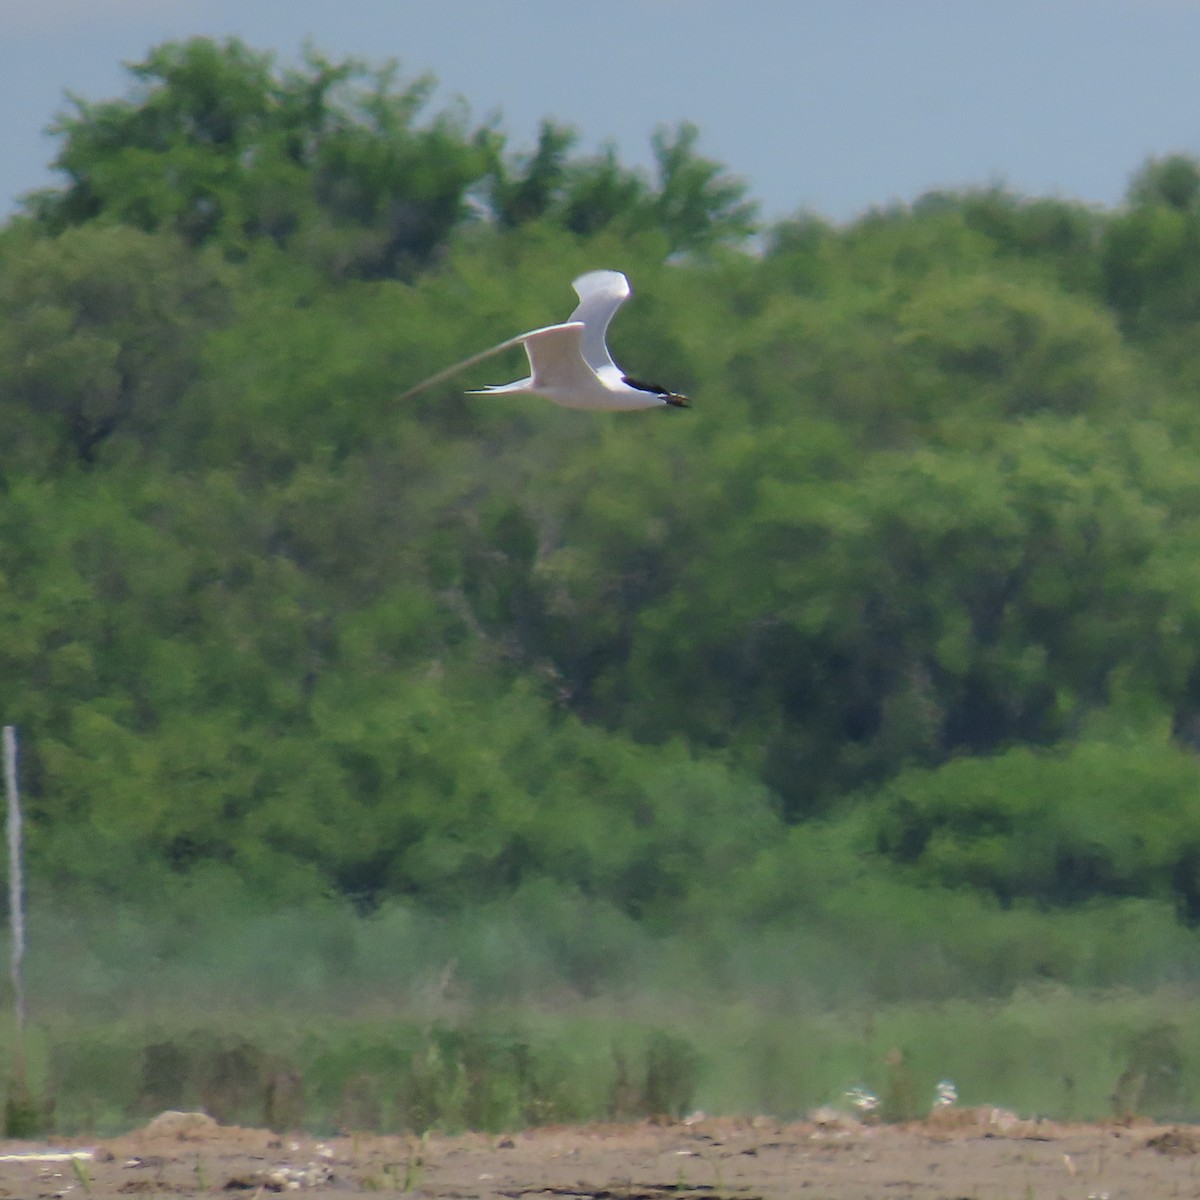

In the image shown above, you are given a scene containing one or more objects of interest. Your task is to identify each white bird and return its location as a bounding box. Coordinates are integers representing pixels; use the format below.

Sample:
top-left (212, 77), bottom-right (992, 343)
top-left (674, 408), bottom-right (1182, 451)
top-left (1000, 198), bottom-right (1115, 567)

top-left (400, 270), bottom-right (689, 411)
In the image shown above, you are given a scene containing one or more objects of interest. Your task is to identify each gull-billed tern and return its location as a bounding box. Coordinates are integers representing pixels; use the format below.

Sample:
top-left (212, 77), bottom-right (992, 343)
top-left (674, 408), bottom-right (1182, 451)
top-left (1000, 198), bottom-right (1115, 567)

top-left (400, 270), bottom-right (689, 411)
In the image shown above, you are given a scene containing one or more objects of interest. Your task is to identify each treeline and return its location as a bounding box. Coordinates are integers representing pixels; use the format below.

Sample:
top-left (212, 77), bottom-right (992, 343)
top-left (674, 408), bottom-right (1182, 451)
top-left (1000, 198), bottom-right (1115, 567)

top-left (7, 36), bottom-right (1200, 998)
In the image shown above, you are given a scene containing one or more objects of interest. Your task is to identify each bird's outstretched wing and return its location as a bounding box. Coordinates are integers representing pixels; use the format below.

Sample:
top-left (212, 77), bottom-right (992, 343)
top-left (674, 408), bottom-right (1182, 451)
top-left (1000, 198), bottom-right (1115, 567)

top-left (568, 270), bottom-right (631, 373)
top-left (399, 322), bottom-right (570, 400)
top-left (519, 323), bottom-right (592, 390)
top-left (465, 323), bottom-right (591, 394)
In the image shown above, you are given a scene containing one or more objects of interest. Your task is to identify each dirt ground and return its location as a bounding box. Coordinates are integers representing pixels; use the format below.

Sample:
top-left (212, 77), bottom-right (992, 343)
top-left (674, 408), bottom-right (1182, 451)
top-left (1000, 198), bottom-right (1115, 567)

top-left (5, 1107), bottom-right (1200, 1200)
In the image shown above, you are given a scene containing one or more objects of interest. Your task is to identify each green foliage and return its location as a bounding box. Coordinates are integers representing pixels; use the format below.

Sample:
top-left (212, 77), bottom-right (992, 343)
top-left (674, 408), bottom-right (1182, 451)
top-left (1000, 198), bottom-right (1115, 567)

top-left (21, 978), bottom-right (1200, 1131)
top-left (29, 39), bottom-right (753, 277)
top-left (1101, 155), bottom-right (1200, 349)
top-left (29, 40), bottom-right (490, 277)
top-left (871, 735), bottom-right (1200, 919)
top-left (896, 274), bottom-right (1132, 423)
top-left (487, 118), bottom-right (756, 253)
top-left (0, 223), bottom-right (229, 471)
top-left (4, 1082), bottom-right (49, 1137)
top-left (14, 35), bottom-right (1200, 1045)
top-left (30, 1011), bottom-right (699, 1134)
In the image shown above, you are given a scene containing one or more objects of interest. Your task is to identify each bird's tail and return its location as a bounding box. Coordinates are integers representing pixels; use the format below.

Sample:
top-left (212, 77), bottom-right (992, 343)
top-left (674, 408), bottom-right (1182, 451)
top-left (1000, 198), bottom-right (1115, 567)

top-left (465, 379), bottom-right (532, 395)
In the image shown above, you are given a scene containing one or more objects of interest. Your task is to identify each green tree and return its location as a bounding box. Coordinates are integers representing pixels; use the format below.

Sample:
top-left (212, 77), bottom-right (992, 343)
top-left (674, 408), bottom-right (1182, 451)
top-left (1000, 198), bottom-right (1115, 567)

top-left (490, 120), bottom-right (576, 228)
top-left (870, 735), bottom-right (1200, 921)
top-left (648, 121), bottom-right (757, 253)
top-left (486, 118), bottom-right (755, 252)
top-left (29, 38), bottom-right (491, 277)
top-left (1102, 155), bottom-right (1200, 334)
top-left (29, 39), bottom-right (756, 272)
top-left (0, 223), bottom-right (228, 472)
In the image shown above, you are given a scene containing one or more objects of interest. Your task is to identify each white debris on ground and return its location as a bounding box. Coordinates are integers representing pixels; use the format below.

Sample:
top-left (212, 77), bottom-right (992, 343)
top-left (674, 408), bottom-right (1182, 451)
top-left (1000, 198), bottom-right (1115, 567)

top-left (810, 1105), bottom-right (864, 1133)
top-left (221, 1145), bottom-right (338, 1191)
top-left (0, 1149), bottom-right (94, 1162)
top-left (263, 1160), bottom-right (336, 1190)
top-left (844, 1086), bottom-right (880, 1115)
top-left (113, 1113), bottom-right (340, 1190)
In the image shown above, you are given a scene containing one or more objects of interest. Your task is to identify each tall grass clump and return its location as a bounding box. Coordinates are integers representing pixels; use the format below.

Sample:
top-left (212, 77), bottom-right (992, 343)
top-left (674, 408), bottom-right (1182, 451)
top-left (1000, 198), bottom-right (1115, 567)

top-left (8, 880), bottom-right (1200, 1133)
top-left (12, 986), bottom-right (1200, 1134)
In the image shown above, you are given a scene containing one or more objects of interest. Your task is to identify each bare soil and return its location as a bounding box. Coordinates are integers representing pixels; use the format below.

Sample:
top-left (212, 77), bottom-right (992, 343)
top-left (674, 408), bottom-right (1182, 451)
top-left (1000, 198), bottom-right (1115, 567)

top-left (5, 1108), bottom-right (1200, 1200)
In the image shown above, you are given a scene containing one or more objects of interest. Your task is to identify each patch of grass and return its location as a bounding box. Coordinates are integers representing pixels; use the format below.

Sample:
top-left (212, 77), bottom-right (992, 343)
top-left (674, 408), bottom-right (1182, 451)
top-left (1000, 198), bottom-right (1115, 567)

top-left (8, 985), bottom-right (1200, 1133)
top-left (4, 1079), bottom-right (47, 1136)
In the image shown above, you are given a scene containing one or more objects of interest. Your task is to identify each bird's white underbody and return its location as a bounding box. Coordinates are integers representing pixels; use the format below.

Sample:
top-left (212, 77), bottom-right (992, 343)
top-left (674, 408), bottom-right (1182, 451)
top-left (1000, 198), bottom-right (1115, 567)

top-left (400, 270), bottom-right (689, 411)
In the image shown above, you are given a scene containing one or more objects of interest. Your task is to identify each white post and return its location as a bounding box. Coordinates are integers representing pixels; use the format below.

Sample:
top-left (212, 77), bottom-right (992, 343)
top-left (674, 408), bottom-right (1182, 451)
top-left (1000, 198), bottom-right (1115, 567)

top-left (3, 727), bottom-right (24, 1085)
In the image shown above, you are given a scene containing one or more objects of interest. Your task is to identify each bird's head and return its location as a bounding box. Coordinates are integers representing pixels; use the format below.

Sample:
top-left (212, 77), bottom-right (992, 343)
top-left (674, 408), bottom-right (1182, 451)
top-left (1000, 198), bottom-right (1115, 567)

top-left (621, 374), bottom-right (689, 409)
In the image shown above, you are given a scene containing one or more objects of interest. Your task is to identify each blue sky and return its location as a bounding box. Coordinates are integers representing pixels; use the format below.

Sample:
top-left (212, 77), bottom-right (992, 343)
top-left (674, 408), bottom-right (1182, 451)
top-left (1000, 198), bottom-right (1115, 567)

top-left (4, 0), bottom-right (1200, 224)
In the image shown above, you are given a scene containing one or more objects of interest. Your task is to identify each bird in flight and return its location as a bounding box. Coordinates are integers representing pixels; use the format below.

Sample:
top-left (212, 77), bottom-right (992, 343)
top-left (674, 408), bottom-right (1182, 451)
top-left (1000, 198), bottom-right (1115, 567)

top-left (400, 270), bottom-right (689, 411)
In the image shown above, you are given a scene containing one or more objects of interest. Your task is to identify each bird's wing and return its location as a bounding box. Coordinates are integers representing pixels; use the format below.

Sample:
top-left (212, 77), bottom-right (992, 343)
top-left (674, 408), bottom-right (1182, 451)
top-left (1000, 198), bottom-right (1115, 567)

top-left (399, 327), bottom-right (547, 400)
top-left (568, 270), bottom-right (631, 373)
top-left (520, 322), bottom-right (593, 390)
